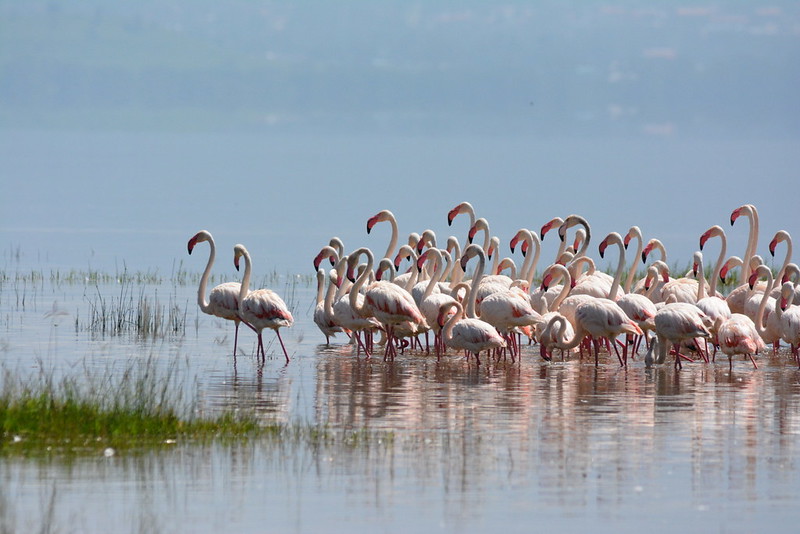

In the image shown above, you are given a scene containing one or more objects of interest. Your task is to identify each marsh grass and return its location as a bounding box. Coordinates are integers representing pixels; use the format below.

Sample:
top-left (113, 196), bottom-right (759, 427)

top-left (0, 355), bottom-right (392, 458)
top-left (79, 280), bottom-right (188, 339)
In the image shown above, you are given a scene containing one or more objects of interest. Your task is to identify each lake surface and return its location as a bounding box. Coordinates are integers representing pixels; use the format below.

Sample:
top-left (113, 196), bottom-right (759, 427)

top-left (2, 270), bottom-right (800, 533)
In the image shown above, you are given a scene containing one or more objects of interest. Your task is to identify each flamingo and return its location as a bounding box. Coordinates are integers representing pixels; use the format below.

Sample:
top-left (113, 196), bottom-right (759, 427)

top-left (535, 265), bottom-right (580, 361)
top-left (366, 210), bottom-right (400, 261)
top-left (510, 228), bottom-right (541, 291)
top-left (600, 232), bottom-right (657, 362)
top-left (557, 214), bottom-right (591, 260)
top-left (313, 267), bottom-right (344, 344)
top-left (437, 301), bottom-right (506, 366)
top-left (330, 254), bottom-right (381, 357)
top-left (416, 248), bottom-right (458, 355)
top-left (778, 282), bottom-right (800, 367)
top-left (693, 250), bottom-right (731, 358)
top-left (187, 230), bottom-right (253, 356)
top-left (233, 244), bottom-right (294, 363)
top-left (447, 201), bottom-right (476, 247)
top-left (554, 296), bottom-right (643, 366)
top-left (727, 204), bottom-right (760, 312)
top-left (746, 265), bottom-right (782, 353)
top-left (622, 226), bottom-right (644, 293)
top-left (716, 313), bottom-right (764, 370)
top-left (652, 302), bottom-right (712, 368)
top-left (347, 247), bottom-right (426, 361)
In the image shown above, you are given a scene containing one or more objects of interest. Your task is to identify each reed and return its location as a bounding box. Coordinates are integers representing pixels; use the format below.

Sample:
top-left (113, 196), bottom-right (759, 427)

top-left (0, 356), bottom-right (393, 457)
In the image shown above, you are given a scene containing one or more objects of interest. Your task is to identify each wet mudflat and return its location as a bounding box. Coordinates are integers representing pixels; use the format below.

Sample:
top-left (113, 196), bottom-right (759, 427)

top-left (2, 275), bottom-right (800, 533)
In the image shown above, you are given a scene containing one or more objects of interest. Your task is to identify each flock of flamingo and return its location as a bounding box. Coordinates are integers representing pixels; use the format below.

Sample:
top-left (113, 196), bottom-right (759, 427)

top-left (188, 202), bottom-right (800, 370)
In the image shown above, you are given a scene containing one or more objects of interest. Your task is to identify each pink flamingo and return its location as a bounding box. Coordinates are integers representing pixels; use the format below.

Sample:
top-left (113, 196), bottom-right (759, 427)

top-left (554, 297), bottom-right (643, 366)
top-left (652, 302), bottom-right (712, 369)
top-left (437, 301), bottom-right (506, 366)
top-left (188, 230), bottom-right (253, 356)
top-left (234, 244), bottom-right (293, 363)
top-left (347, 247), bottom-right (426, 361)
top-left (779, 282), bottom-right (800, 367)
top-left (716, 313), bottom-right (764, 370)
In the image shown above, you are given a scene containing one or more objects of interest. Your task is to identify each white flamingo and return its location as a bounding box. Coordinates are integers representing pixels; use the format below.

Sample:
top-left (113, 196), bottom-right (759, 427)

top-left (746, 265), bottom-right (782, 353)
top-left (652, 302), bottom-right (712, 369)
top-left (438, 301), bottom-right (506, 366)
top-left (728, 204), bottom-right (760, 313)
top-left (234, 244), bottom-right (294, 363)
top-left (366, 209), bottom-right (400, 261)
top-left (600, 232), bottom-right (657, 362)
top-left (554, 297), bottom-right (643, 366)
top-left (778, 282), bottom-right (800, 367)
top-left (314, 267), bottom-right (344, 344)
top-left (188, 230), bottom-right (253, 356)
top-left (347, 247), bottom-right (426, 361)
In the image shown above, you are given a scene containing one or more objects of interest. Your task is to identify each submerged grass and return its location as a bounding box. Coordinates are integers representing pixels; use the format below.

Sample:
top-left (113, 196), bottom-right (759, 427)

top-left (0, 355), bottom-right (391, 458)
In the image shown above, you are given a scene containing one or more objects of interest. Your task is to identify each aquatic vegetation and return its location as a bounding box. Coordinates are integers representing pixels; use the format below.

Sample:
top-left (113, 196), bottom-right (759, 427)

top-left (0, 356), bottom-right (392, 458)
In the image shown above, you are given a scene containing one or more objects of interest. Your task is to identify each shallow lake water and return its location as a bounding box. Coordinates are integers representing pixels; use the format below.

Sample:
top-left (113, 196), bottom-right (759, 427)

top-left (2, 272), bottom-right (800, 533)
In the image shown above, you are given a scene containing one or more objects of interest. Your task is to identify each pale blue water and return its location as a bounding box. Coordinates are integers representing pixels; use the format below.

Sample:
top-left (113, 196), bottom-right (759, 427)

top-left (3, 130), bottom-right (799, 278)
top-left (2, 272), bottom-right (800, 533)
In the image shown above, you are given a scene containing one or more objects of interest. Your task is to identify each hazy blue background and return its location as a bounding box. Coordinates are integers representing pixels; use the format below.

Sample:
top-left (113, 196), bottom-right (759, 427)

top-left (2, 1), bottom-right (799, 277)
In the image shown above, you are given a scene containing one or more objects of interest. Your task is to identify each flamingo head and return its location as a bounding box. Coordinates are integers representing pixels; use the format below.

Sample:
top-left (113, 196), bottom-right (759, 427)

top-left (623, 233), bottom-right (632, 250)
top-left (447, 203), bottom-right (465, 226)
top-left (521, 239), bottom-right (529, 257)
top-left (540, 217), bottom-right (561, 241)
top-left (641, 242), bottom-right (654, 264)
top-left (692, 260), bottom-right (699, 277)
top-left (509, 234), bottom-right (520, 254)
top-left (719, 261), bottom-right (732, 283)
top-left (730, 205), bottom-right (746, 226)
top-left (572, 232), bottom-right (584, 251)
top-left (598, 237), bottom-right (609, 259)
top-left (187, 231), bottom-right (209, 254)
top-left (540, 272), bottom-right (553, 291)
top-left (366, 215), bottom-right (380, 234)
top-left (769, 233), bottom-right (781, 257)
top-left (416, 250), bottom-right (430, 273)
top-left (747, 270), bottom-right (760, 290)
top-left (467, 224), bottom-right (478, 244)
top-left (233, 247), bottom-right (244, 272)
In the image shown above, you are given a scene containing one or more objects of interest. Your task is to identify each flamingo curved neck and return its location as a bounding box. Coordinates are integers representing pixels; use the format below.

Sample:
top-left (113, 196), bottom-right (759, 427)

top-left (754, 269), bottom-right (774, 336)
top-left (464, 246), bottom-right (485, 319)
top-left (549, 265), bottom-right (573, 311)
top-left (349, 248), bottom-right (375, 316)
top-left (196, 237), bottom-right (215, 314)
top-left (607, 235), bottom-right (626, 301)
top-left (624, 229), bottom-right (642, 293)
top-left (237, 248), bottom-right (252, 305)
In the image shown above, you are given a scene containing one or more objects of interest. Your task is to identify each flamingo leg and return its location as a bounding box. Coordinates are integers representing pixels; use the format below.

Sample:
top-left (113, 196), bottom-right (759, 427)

top-left (747, 353), bottom-right (758, 369)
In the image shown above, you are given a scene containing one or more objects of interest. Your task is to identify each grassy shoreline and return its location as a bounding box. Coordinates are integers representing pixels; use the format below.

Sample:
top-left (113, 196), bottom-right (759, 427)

top-left (0, 356), bottom-right (391, 458)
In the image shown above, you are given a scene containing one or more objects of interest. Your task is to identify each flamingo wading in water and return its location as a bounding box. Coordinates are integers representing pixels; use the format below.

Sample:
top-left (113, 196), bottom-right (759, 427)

top-left (234, 244), bottom-right (294, 363)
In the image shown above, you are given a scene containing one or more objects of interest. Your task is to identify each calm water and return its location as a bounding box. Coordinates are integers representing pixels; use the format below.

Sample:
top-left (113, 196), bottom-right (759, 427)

top-left (2, 273), bottom-right (800, 533)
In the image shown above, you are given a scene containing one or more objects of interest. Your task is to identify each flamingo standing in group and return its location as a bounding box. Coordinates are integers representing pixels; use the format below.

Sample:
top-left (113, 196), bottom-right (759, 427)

top-left (600, 232), bottom-right (657, 362)
top-left (366, 210), bottom-right (400, 261)
top-left (234, 244), bottom-right (294, 363)
top-left (778, 282), bottom-right (800, 367)
top-left (437, 301), bottom-right (506, 366)
top-left (692, 249), bottom-right (731, 359)
top-left (727, 204), bottom-right (761, 313)
top-left (416, 248), bottom-right (458, 356)
top-left (188, 230), bottom-right (253, 356)
top-left (330, 254), bottom-right (381, 357)
top-left (313, 268), bottom-right (344, 344)
top-left (553, 295), bottom-right (643, 366)
top-left (347, 247), bottom-right (426, 361)
top-left (651, 302), bottom-right (712, 368)
top-left (746, 265), bottom-right (783, 353)
top-left (716, 313), bottom-right (764, 370)
top-left (448, 201), bottom-right (477, 249)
